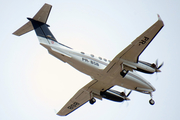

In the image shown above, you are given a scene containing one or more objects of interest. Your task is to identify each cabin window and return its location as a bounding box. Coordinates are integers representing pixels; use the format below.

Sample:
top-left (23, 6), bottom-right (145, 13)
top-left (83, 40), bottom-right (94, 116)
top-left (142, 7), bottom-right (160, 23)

top-left (103, 58), bottom-right (107, 62)
top-left (91, 54), bottom-right (94, 57)
top-left (98, 57), bottom-right (102, 60)
top-left (81, 52), bottom-right (85, 54)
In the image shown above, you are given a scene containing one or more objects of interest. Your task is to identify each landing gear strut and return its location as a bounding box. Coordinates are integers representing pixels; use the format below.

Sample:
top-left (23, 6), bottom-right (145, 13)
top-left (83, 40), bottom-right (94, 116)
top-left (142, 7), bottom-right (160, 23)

top-left (149, 93), bottom-right (155, 105)
top-left (89, 98), bottom-right (96, 105)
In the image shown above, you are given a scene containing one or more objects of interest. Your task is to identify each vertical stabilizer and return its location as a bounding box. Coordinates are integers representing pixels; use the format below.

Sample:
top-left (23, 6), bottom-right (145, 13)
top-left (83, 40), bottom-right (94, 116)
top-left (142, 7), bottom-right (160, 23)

top-left (32, 3), bottom-right (52, 23)
top-left (28, 18), bottom-right (57, 42)
top-left (13, 3), bottom-right (72, 49)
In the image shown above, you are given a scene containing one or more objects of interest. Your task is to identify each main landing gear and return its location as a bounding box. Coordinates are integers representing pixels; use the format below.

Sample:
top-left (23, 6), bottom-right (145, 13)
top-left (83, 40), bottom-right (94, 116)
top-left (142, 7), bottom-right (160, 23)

top-left (120, 69), bottom-right (128, 77)
top-left (89, 98), bottom-right (96, 105)
top-left (149, 93), bottom-right (155, 105)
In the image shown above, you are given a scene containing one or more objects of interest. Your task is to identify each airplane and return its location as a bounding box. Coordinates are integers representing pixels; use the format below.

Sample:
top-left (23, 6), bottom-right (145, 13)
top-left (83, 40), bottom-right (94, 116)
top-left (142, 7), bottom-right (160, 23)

top-left (13, 3), bottom-right (164, 116)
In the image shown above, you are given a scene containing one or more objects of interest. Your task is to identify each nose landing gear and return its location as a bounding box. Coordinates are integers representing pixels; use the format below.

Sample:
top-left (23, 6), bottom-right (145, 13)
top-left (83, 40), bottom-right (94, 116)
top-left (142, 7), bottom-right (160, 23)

top-left (149, 93), bottom-right (155, 105)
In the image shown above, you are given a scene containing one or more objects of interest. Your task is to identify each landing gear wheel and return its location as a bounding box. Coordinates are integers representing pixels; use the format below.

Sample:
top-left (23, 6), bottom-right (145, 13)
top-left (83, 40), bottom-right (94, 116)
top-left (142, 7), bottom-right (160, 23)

top-left (89, 98), bottom-right (96, 105)
top-left (120, 69), bottom-right (128, 77)
top-left (149, 99), bottom-right (155, 105)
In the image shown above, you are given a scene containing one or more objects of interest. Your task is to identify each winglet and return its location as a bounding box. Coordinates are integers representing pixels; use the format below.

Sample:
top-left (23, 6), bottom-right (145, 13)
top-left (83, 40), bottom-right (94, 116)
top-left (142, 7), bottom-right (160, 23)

top-left (157, 14), bottom-right (162, 21)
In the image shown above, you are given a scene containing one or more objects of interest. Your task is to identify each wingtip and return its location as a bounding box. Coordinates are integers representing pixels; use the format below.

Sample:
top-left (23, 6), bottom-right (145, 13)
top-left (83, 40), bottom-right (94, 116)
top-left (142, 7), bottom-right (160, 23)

top-left (157, 14), bottom-right (162, 21)
top-left (44, 3), bottom-right (52, 6)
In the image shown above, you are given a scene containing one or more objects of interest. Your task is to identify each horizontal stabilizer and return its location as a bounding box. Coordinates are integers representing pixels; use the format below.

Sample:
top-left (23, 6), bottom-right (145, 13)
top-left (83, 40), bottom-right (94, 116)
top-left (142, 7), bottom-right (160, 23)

top-left (13, 21), bottom-right (33, 36)
top-left (13, 3), bottom-right (52, 36)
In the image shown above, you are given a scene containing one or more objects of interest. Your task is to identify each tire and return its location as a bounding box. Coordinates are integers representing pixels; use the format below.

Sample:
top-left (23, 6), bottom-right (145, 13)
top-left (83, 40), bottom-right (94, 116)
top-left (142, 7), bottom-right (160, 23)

top-left (149, 99), bottom-right (155, 105)
top-left (89, 98), bottom-right (96, 105)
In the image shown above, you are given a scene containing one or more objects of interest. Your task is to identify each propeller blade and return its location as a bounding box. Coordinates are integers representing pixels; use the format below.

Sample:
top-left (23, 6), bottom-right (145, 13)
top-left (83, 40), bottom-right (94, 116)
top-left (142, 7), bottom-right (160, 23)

top-left (158, 62), bottom-right (164, 69)
top-left (124, 89), bottom-right (126, 94)
top-left (126, 90), bottom-right (132, 97)
top-left (154, 59), bottom-right (164, 72)
top-left (156, 59), bottom-right (158, 68)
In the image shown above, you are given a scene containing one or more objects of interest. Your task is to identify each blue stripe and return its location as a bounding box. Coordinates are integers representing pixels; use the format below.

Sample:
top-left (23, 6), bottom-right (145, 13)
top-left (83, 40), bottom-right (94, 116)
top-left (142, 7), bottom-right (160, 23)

top-left (28, 18), bottom-right (72, 49)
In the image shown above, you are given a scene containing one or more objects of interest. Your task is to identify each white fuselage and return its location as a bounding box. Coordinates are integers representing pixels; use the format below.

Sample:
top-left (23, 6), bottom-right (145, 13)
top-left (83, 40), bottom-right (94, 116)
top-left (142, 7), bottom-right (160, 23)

top-left (40, 38), bottom-right (155, 93)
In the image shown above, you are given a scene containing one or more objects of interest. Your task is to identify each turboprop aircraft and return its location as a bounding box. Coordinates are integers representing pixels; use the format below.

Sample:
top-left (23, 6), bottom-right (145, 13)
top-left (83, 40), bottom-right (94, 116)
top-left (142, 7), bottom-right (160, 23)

top-left (13, 3), bottom-right (164, 116)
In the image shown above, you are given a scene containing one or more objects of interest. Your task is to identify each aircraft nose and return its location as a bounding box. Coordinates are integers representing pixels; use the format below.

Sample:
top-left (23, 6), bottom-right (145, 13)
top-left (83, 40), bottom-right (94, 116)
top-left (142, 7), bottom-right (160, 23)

top-left (143, 81), bottom-right (156, 92)
top-left (150, 84), bottom-right (156, 92)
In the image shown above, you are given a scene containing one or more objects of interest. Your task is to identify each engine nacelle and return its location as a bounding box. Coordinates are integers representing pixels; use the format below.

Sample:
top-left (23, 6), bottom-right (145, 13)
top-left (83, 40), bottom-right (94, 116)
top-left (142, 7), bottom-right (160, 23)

top-left (120, 59), bottom-right (157, 74)
top-left (100, 89), bottom-right (127, 102)
top-left (120, 70), bottom-right (155, 93)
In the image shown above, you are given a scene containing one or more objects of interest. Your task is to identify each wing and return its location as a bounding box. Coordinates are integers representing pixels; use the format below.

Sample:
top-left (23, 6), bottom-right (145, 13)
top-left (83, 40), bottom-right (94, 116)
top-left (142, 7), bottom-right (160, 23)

top-left (104, 15), bottom-right (164, 73)
top-left (57, 88), bottom-right (90, 116)
top-left (57, 79), bottom-right (96, 116)
top-left (57, 15), bottom-right (164, 116)
top-left (57, 78), bottom-right (115, 116)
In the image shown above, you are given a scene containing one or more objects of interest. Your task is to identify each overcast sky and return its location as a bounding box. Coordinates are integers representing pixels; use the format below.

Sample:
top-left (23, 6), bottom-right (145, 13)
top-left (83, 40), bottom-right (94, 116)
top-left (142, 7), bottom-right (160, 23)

top-left (1, 0), bottom-right (179, 120)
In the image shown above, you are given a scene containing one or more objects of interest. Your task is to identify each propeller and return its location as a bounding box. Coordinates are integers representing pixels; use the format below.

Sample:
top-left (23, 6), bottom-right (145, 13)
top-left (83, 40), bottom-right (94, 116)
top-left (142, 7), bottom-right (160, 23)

top-left (151, 59), bottom-right (164, 72)
top-left (117, 90), bottom-right (132, 108)
top-left (126, 90), bottom-right (132, 97)
top-left (120, 90), bottom-right (132, 100)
